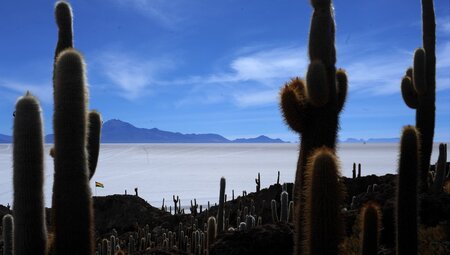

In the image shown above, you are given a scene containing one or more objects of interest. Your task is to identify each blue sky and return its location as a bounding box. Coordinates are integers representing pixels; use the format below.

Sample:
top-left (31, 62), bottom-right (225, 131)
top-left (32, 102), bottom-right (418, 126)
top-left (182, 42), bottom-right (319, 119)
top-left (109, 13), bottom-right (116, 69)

top-left (0, 0), bottom-right (449, 142)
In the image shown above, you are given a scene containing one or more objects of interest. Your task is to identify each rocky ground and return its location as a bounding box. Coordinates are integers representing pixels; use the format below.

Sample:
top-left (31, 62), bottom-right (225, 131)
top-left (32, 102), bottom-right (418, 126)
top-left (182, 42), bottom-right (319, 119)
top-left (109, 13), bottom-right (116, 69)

top-left (1, 173), bottom-right (449, 254)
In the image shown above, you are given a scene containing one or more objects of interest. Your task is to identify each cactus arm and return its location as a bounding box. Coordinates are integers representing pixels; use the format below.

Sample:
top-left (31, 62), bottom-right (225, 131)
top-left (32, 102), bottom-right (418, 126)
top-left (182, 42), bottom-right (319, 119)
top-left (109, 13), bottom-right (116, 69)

top-left (413, 48), bottom-right (427, 95)
top-left (87, 110), bottom-right (102, 180)
top-left (54, 1), bottom-right (73, 61)
top-left (280, 78), bottom-right (308, 133)
top-left (336, 68), bottom-right (348, 113)
top-left (401, 76), bottom-right (418, 109)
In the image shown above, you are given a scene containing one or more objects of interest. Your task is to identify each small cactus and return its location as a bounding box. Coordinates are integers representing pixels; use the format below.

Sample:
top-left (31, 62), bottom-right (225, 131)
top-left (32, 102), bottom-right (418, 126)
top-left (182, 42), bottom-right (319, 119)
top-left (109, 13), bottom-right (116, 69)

top-left (207, 216), bottom-right (216, 252)
top-left (360, 203), bottom-right (381, 255)
top-left (217, 177), bottom-right (226, 234)
top-left (2, 214), bottom-right (14, 255)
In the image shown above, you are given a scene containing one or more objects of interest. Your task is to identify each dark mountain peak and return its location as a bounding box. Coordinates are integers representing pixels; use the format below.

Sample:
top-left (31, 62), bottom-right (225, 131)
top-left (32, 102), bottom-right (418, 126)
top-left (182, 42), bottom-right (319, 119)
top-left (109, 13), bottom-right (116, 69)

top-left (103, 119), bottom-right (136, 129)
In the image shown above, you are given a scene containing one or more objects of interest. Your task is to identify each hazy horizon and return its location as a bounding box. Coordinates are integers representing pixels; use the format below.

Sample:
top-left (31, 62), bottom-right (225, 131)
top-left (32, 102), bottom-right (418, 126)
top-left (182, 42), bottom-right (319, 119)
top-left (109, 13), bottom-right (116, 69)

top-left (0, 143), bottom-right (446, 207)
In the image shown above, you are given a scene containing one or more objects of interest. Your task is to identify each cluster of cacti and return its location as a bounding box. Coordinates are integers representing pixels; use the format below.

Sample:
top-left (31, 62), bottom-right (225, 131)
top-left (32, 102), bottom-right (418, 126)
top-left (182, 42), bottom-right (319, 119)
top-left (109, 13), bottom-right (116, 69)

top-left (4, 1), bottom-right (102, 255)
top-left (352, 162), bottom-right (362, 178)
top-left (400, 0), bottom-right (436, 193)
top-left (270, 184), bottom-right (293, 224)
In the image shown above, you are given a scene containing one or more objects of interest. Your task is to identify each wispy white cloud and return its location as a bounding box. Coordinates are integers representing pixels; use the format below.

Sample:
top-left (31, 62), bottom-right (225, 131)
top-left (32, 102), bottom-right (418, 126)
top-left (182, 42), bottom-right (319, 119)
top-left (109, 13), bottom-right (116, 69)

top-left (232, 89), bottom-right (279, 107)
top-left (0, 80), bottom-right (52, 104)
top-left (110, 0), bottom-right (186, 28)
top-left (96, 51), bottom-right (175, 100)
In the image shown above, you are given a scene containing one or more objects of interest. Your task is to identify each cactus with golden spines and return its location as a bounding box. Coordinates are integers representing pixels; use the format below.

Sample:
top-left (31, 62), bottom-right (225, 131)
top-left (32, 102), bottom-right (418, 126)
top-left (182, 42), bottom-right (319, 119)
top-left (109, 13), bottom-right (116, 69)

top-left (303, 147), bottom-right (344, 255)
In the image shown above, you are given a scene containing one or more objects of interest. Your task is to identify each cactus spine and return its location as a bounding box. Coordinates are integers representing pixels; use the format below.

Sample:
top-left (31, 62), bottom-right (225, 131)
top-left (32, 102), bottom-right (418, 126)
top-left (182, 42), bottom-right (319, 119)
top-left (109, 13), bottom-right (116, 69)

top-left (304, 147), bottom-right (344, 255)
top-left (2, 214), bottom-right (14, 255)
top-left (12, 94), bottom-right (47, 255)
top-left (217, 177), bottom-right (226, 234)
top-left (51, 49), bottom-right (94, 254)
top-left (279, 0), bottom-right (347, 253)
top-left (400, 0), bottom-right (436, 192)
top-left (396, 126), bottom-right (420, 255)
top-left (360, 203), bottom-right (381, 255)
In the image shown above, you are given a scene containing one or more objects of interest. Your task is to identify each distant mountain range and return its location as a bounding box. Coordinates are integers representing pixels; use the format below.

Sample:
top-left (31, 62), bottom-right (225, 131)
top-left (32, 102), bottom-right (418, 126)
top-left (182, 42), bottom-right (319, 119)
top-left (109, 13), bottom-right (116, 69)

top-left (0, 119), bottom-right (287, 144)
top-left (0, 119), bottom-right (406, 144)
top-left (341, 138), bottom-right (400, 143)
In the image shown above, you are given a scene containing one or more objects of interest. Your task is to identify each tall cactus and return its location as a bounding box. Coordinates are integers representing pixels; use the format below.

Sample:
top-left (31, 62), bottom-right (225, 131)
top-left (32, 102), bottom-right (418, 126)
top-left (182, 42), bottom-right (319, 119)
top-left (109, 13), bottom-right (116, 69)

top-left (360, 203), bottom-right (381, 255)
top-left (279, 0), bottom-right (347, 253)
top-left (2, 214), bottom-right (14, 255)
top-left (396, 126), bottom-right (420, 255)
top-left (400, 0), bottom-right (436, 192)
top-left (217, 177), bottom-right (226, 234)
top-left (51, 49), bottom-right (94, 254)
top-left (303, 147), bottom-right (344, 255)
top-left (12, 93), bottom-right (47, 255)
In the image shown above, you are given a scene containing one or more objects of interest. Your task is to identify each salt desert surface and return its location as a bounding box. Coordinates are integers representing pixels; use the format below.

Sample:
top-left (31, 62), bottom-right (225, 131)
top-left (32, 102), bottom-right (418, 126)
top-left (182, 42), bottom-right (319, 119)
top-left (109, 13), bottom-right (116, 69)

top-left (0, 143), bottom-right (444, 208)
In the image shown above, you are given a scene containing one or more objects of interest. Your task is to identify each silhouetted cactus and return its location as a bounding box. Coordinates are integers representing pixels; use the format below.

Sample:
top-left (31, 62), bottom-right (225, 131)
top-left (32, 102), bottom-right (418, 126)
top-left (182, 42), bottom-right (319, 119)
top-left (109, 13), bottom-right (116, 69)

top-left (218, 177), bottom-right (226, 234)
top-left (54, 1), bottom-right (73, 61)
top-left (304, 147), bottom-right (344, 255)
top-left (2, 214), bottom-right (14, 255)
top-left (280, 191), bottom-right (289, 223)
top-left (173, 195), bottom-right (179, 215)
top-left (87, 110), bottom-right (102, 180)
top-left (12, 93), bottom-right (47, 255)
top-left (396, 126), bottom-right (420, 255)
top-left (400, 0), bottom-right (436, 192)
top-left (271, 199), bottom-right (279, 223)
top-left (51, 49), bottom-right (94, 254)
top-left (207, 216), bottom-right (216, 252)
top-left (360, 203), bottom-right (381, 255)
top-left (352, 162), bottom-right (356, 179)
top-left (431, 144), bottom-right (447, 193)
top-left (279, 0), bottom-right (347, 253)
top-left (255, 172), bottom-right (261, 192)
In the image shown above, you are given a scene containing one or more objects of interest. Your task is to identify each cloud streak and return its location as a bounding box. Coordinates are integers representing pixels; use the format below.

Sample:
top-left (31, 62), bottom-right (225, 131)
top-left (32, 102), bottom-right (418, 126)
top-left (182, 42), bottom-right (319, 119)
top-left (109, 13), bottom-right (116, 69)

top-left (96, 51), bottom-right (174, 100)
top-left (0, 80), bottom-right (52, 104)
